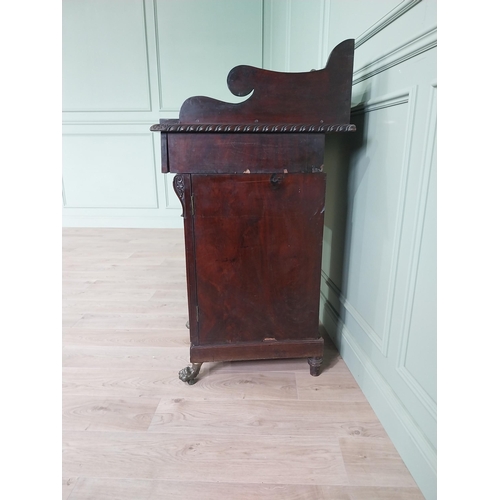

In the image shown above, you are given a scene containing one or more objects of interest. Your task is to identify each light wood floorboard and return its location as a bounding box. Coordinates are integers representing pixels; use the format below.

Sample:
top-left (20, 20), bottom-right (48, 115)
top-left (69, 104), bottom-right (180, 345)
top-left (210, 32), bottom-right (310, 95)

top-left (67, 478), bottom-right (353, 500)
top-left (63, 395), bottom-right (161, 432)
top-left (62, 228), bottom-right (424, 499)
top-left (62, 431), bottom-right (348, 485)
top-left (63, 368), bottom-right (298, 400)
top-left (62, 328), bottom-right (190, 348)
top-left (149, 399), bottom-right (387, 438)
top-left (67, 478), bottom-right (425, 500)
top-left (62, 477), bottom-right (78, 500)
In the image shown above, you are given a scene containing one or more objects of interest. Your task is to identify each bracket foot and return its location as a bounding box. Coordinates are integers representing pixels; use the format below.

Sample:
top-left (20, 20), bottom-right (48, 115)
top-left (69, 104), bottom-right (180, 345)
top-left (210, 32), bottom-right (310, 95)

top-left (307, 357), bottom-right (322, 377)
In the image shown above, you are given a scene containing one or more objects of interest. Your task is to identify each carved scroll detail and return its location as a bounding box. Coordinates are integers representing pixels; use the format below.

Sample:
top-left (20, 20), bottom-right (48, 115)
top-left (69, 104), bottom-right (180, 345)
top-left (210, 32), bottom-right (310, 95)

top-left (150, 123), bottom-right (356, 133)
top-left (173, 174), bottom-right (186, 217)
top-left (176, 39), bottom-right (355, 125)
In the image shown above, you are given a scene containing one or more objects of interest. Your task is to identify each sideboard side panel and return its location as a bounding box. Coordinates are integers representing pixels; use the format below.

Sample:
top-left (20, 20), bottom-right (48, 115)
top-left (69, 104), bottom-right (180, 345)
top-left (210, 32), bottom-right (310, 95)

top-left (191, 173), bottom-right (326, 346)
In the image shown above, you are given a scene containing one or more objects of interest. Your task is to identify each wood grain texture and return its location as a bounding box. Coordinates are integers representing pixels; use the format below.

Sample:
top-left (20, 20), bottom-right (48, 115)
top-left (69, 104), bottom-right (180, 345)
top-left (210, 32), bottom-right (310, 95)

top-left (68, 479), bottom-right (425, 500)
top-left (339, 437), bottom-right (419, 488)
top-left (62, 228), bottom-right (424, 499)
top-left (70, 312), bottom-right (188, 329)
top-left (192, 173), bottom-right (325, 346)
top-left (63, 288), bottom-right (158, 301)
top-left (296, 366), bottom-right (368, 402)
top-left (67, 478), bottom-right (356, 500)
top-left (62, 314), bottom-right (83, 328)
top-left (62, 477), bottom-right (78, 500)
top-left (68, 478), bottom-right (353, 500)
top-left (348, 486), bottom-right (425, 499)
top-left (62, 346), bottom-right (189, 369)
top-left (62, 431), bottom-right (347, 485)
top-left (62, 328), bottom-right (189, 347)
top-left (167, 133), bottom-right (324, 173)
top-left (149, 399), bottom-right (386, 438)
top-left (62, 299), bottom-right (188, 316)
top-left (63, 368), bottom-right (297, 400)
top-left (63, 396), bottom-right (160, 432)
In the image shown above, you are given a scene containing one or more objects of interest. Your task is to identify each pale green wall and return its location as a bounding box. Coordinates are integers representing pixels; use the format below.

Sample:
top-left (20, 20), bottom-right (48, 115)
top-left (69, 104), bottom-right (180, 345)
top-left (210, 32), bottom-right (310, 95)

top-left (62, 0), bottom-right (263, 227)
top-left (265, 1), bottom-right (437, 499)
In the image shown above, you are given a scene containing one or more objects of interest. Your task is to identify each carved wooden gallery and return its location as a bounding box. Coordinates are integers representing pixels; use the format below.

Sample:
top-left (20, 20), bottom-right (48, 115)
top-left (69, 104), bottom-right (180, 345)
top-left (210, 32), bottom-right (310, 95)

top-left (151, 39), bottom-right (355, 385)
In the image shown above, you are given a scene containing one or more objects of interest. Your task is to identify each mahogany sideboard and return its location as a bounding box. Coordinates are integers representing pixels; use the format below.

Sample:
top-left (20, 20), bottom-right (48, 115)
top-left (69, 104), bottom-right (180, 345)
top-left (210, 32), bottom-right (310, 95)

top-left (151, 40), bottom-right (355, 384)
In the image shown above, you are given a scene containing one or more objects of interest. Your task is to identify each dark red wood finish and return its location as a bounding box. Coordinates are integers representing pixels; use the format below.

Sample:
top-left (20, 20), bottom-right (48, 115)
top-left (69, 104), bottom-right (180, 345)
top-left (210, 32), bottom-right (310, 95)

top-left (167, 133), bottom-right (324, 174)
top-left (190, 339), bottom-right (323, 364)
top-left (172, 174), bottom-right (199, 345)
top-left (151, 39), bottom-right (355, 382)
top-left (191, 173), bottom-right (326, 346)
top-left (160, 130), bottom-right (169, 174)
top-left (179, 39), bottom-right (354, 125)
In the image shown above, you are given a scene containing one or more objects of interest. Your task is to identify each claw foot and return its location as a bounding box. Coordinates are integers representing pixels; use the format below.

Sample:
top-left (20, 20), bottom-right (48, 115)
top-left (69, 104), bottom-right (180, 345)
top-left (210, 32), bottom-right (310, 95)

top-left (179, 363), bottom-right (202, 385)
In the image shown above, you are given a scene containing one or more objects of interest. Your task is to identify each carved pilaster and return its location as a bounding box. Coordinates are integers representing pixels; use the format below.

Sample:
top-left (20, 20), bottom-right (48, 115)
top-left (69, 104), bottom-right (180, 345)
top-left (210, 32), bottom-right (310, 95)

top-left (173, 174), bottom-right (186, 217)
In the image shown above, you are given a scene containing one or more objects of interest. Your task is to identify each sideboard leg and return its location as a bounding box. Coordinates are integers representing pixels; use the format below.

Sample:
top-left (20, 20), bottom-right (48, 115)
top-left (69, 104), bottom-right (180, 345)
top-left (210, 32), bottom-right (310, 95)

top-left (308, 357), bottom-right (322, 376)
top-left (179, 363), bottom-right (203, 385)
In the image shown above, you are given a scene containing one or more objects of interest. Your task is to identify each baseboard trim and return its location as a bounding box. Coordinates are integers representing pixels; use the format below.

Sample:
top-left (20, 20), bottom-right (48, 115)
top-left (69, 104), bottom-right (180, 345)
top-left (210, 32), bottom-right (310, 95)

top-left (320, 297), bottom-right (437, 500)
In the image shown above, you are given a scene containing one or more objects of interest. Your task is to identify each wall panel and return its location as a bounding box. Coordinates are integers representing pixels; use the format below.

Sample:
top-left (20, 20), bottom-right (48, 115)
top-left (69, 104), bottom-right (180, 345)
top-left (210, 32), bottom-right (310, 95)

top-left (319, 2), bottom-right (437, 499)
top-left (288, 0), bottom-right (324, 71)
top-left (341, 91), bottom-right (414, 355)
top-left (399, 149), bottom-right (437, 407)
top-left (263, 0), bottom-right (325, 71)
top-left (62, 0), bottom-right (151, 112)
top-left (62, 133), bottom-right (158, 209)
top-left (62, 0), bottom-right (264, 228)
top-left (397, 81), bottom-right (437, 416)
top-left (327, 0), bottom-right (402, 52)
top-left (155, 0), bottom-right (263, 110)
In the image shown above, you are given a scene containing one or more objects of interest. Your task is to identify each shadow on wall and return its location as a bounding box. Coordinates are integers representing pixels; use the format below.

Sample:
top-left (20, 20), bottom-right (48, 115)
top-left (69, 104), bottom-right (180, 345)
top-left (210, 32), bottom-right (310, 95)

top-left (321, 99), bottom-right (368, 351)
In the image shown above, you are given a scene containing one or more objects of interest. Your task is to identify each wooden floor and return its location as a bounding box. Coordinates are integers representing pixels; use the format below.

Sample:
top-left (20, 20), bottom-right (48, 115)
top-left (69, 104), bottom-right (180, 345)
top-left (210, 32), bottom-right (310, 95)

top-left (62, 228), bottom-right (424, 500)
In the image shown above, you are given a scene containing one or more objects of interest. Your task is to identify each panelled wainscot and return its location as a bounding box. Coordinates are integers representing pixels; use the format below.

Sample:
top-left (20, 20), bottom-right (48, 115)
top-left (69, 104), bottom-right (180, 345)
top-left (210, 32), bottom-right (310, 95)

top-left (151, 40), bottom-right (355, 384)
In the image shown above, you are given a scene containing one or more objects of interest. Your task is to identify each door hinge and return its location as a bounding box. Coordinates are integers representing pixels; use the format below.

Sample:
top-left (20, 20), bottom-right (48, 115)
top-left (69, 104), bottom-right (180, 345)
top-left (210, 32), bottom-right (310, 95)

top-left (191, 195), bottom-right (195, 216)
